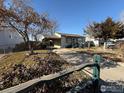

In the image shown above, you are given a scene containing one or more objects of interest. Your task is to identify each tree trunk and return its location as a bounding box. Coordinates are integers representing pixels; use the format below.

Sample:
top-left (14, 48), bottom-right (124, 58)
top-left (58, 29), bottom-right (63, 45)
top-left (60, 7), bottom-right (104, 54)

top-left (22, 37), bottom-right (27, 51)
top-left (23, 37), bottom-right (26, 43)
top-left (25, 31), bottom-right (34, 54)
top-left (26, 36), bottom-right (33, 54)
top-left (88, 42), bottom-right (91, 48)
top-left (34, 35), bottom-right (38, 42)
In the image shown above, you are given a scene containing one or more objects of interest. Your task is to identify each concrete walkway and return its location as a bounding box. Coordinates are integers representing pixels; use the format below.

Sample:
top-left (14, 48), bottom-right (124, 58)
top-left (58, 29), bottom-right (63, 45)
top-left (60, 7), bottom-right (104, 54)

top-left (54, 48), bottom-right (124, 81)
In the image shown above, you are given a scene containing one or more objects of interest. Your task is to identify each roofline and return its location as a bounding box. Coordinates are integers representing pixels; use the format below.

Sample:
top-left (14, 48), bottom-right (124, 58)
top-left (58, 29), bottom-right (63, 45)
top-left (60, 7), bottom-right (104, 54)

top-left (56, 32), bottom-right (84, 38)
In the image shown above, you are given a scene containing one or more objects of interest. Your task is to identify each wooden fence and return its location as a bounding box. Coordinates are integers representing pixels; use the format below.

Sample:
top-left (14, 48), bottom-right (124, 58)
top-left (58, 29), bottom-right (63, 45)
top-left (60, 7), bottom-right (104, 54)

top-left (0, 55), bottom-right (101, 93)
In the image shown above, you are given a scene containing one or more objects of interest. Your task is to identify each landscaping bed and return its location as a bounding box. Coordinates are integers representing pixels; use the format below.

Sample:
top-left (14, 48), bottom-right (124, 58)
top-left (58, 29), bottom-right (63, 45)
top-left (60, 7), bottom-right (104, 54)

top-left (0, 51), bottom-right (71, 90)
top-left (0, 50), bottom-right (91, 92)
top-left (22, 70), bottom-right (91, 93)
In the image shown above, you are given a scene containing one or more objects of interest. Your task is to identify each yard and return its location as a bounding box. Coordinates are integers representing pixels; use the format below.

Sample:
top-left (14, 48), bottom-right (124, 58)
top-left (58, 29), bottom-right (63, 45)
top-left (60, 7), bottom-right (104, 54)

top-left (0, 50), bottom-right (71, 90)
top-left (0, 50), bottom-right (49, 75)
top-left (66, 47), bottom-right (124, 63)
top-left (0, 50), bottom-right (91, 93)
top-left (0, 46), bottom-right (124, 93)
top-left (54, 47), bottom-right (124, 81)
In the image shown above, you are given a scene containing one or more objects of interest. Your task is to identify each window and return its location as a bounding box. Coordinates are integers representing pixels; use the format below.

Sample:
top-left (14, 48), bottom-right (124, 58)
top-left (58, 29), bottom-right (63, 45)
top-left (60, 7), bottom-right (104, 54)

top-left (66, 38), bottom-right (71, 43)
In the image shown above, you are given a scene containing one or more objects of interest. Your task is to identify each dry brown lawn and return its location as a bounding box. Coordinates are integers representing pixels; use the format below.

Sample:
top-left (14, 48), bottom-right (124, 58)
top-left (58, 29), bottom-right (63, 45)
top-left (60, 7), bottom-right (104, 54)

top-left (0, 50), bottom-right (67, 76)
top-left (64, 47), bottom-right (124, 63)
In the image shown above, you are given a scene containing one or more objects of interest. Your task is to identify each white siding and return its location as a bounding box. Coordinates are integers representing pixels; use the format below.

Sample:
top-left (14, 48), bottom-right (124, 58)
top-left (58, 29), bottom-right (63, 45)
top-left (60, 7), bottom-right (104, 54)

top-left (55, 32), bottom-right (61, 37)
top-left (85, 35), bottom-right (100, 46)
top-left (0, 30), bottom-right (23, 49)
top-left (37, 35), bottom-right (44, 41)
top-left (61, 36), bottom-right (66, 48)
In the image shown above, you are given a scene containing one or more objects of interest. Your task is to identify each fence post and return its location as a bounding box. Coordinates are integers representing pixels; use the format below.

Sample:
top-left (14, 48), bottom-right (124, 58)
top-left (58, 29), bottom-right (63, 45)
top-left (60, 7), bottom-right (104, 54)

top-left (93, 54), bottom-right (101, 93)
top-left (3, 48), bottom-right (6, 54)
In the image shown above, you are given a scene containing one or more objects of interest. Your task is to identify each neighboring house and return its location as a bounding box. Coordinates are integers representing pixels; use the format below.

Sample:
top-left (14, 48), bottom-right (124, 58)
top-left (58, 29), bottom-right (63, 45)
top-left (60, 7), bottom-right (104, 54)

top-left (0, 26), bottom-right (23, 50)
top-left (36, 34), bottom-right (45, 41)
top-left (43, 32), bottom-right (85, 48)
top-left (85, 35), bottom-right (103, 46)
top-left (30, 34), bottom-right (45, 42)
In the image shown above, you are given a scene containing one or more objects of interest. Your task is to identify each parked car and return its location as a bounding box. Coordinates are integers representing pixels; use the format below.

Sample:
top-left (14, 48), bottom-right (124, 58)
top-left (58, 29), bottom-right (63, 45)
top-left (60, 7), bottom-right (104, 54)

top-left (106, 41), bottom-right (115, 49)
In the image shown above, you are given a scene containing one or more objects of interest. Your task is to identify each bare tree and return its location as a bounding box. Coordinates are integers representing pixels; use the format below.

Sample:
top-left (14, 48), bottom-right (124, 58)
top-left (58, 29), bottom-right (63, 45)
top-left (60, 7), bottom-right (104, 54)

top-left (31, 19), bottom-right (58, 42)
top-left (0, 0), bottom-right (54, 54)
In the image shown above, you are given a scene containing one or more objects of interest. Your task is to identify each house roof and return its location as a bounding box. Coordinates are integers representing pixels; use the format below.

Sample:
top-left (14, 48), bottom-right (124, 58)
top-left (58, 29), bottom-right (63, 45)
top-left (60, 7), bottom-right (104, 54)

top-left (44, 35), bottom-right (61, 40)
top-left (58, 32), bottom-right (84, 38)
top-left (43, 32), bottom-right (84, 40)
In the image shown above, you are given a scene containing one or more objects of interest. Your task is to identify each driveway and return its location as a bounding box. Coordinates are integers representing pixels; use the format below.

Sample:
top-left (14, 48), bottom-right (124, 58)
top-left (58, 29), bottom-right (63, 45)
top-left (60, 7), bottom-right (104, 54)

top-left (54, 48), bottom-right (124, 81)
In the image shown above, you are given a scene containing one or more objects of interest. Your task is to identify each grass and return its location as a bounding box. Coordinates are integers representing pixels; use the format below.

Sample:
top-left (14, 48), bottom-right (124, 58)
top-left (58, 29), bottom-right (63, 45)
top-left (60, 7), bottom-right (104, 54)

top-left (0, 50), bottom-right (91, 91)
top-left (67, 47), bottom-right (124, 62)
top-left (0, 50), bottom-right (49, 76)
top-left (87, 47), bottom-right (124, 62)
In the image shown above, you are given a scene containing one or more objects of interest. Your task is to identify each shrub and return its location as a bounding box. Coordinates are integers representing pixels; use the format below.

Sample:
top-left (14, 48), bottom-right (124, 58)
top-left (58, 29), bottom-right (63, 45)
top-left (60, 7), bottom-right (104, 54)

top-left (84, 41), bottom-right (95, 47)
top-left (13, 42), bottom-right (27, 52)
top-left (66, 45), bottom-right (72, 48)
top-left (13, 41), bottom-right (47, 52)
top-left (0, 49), bottom-right (4, 54)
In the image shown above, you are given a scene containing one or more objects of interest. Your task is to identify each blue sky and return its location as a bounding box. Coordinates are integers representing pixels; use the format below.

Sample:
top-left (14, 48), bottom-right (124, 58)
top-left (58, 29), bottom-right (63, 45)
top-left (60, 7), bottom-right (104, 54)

top-left (31, 0), bottom-right (124, 35)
